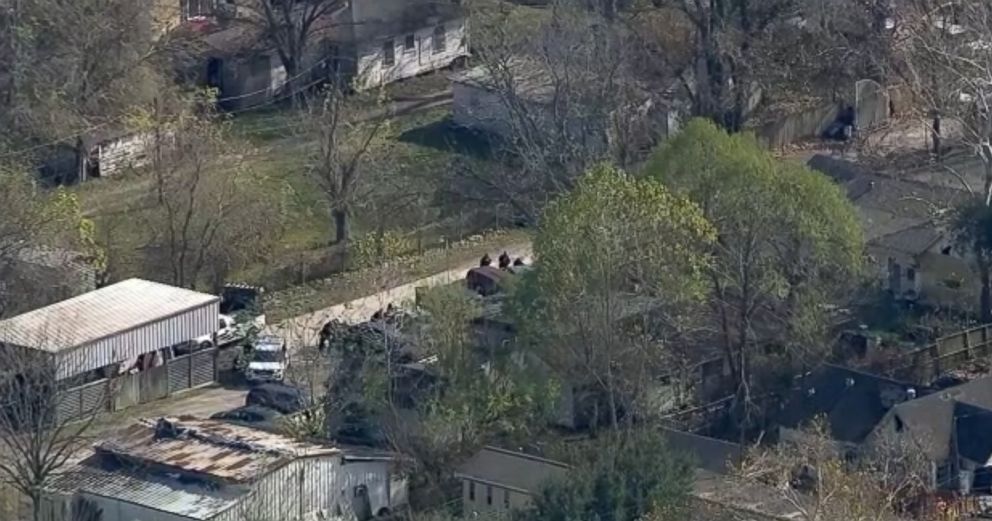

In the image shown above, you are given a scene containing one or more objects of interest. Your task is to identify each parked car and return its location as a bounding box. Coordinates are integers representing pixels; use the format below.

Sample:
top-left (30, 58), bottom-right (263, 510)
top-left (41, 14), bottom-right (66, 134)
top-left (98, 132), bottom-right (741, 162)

top-left (245, 383), bottom-right (306, 414)
top-left (244, 335), bottom-right (287, 383)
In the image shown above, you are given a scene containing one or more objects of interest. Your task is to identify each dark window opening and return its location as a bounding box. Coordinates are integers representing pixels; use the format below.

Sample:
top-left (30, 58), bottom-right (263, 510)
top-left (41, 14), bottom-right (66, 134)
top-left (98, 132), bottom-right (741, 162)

top-left (907, 268), bottom-right (916, 282)
top-left (404, 34), bottom-right (416, 51)
top-left (486, 485), bottom-right (493, 505)
top-left (942, 245), bottom-right (953, 255)
top-left (433, 25), bottom-right (446, 54)
top-left (503, 490), bottom-right (510, 509)
top-left (468, 481), bottom-right (475, 501)
top-left (382, 40), bottom-right (395, 66)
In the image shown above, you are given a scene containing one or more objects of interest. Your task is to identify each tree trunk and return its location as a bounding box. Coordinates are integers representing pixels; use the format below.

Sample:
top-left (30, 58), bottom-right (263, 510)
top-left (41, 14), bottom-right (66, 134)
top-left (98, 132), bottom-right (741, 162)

top-left (333, 209), bottom-right (350, 244)
top-left (982, 261), bottom-right (992, 323)
top-left (932, 114), bottom-right (942, 161)
top-left (74, 136), bottom-right (88, 183)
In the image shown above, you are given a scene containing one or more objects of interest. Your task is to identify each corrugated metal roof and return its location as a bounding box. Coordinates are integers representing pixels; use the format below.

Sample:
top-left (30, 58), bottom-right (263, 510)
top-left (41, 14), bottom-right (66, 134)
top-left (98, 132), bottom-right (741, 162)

top-left (48, 459), bottom-right (244, 520)
top-left (0, 278), bottom-right (219, 351)
top-left (97, 417), bottom-right (338, 484)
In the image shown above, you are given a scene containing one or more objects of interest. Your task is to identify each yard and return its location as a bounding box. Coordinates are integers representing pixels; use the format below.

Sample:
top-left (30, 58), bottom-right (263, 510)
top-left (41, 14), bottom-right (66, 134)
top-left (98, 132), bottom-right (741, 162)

top-left (73, 72), bottom-right (513, 314)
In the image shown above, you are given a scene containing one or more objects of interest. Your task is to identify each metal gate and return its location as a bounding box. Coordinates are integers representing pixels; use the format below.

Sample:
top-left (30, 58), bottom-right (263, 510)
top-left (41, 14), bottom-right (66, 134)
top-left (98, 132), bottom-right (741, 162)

top-left (168, 355), bottom-right (192, 393)
top-left (57, 379), bottom-right (110, 423)
top-left (192, 349), bottom-right (216, 387)
top-left (168, 347), bottom-right (216, 394)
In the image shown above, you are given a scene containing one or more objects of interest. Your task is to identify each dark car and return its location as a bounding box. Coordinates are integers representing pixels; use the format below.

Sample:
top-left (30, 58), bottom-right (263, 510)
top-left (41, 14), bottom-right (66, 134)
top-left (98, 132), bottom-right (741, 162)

top-left (210, 405), bottom-right (283, 428)
top-left (245, 383), bottom-right (306, 414)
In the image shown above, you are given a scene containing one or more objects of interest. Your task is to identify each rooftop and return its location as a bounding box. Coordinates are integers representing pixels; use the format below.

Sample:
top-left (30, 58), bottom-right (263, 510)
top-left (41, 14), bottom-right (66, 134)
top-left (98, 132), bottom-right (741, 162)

top-left (48, 459), bottom-right (244, 521)
top-left (777, 364), bottom-right (924, 444)
top-left (890, 376), bottom-right (992, 460)
top-left (455, 446), bottom-right (570, 494)
top-left (0, 279), bottom-right (218, 351)
top-left (95, 417), bottom-right (337, 484)
top-left (807, 154), bottom-right (968, 254)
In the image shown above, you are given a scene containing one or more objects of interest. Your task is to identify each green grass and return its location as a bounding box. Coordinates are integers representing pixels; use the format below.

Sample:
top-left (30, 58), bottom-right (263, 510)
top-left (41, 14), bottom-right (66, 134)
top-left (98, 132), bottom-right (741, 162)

top-left (75, 76), bottom-right (504, 294)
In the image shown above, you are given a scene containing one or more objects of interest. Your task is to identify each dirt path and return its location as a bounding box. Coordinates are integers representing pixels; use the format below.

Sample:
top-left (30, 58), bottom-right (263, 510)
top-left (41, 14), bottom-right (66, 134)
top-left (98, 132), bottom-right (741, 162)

top-left (269, 242), bottom-right (533, 349)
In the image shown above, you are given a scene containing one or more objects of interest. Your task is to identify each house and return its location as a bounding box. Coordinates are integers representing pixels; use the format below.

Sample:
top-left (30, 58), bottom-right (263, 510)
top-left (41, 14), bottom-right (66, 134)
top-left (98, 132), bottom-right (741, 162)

top-left (175, 0), bottom-right (467, 111)
top-left (327, 0), bottom-right (469, 90)
top-left (776, 364), bottom-right (925, 446)
top-left (807, 154), bottom-right (975, 311)
top-left (450, 59), bottom-right (683, 150)
top-left (457, 441), bottom-right (803, 521)
top-left (871, 376), bottom-right (992, 494)
top-left (43, 416), bottom-right (407, 521)
top-left (0, 279), bottom-right (220, 421)
top-left (454, 446), bottom-right (570, 514)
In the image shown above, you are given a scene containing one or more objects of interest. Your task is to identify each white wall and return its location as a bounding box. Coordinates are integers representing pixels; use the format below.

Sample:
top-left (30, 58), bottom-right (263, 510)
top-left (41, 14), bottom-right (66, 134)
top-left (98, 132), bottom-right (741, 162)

top-left (96, 133), bottom-right (154, 177)
top-left (461, 479), bottom-right (530, 514)
top-left (355, 19), bottom-right (468, 90)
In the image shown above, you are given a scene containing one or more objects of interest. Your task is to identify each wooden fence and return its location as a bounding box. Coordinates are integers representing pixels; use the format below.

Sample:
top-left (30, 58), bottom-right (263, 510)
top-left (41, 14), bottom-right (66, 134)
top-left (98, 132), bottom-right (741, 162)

top-left (888, 324), bottom-right (992, 385)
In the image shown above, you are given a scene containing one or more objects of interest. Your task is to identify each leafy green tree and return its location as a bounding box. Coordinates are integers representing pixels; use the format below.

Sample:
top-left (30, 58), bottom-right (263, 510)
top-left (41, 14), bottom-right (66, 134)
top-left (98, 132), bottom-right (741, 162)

top-left (512, 164), bottom-right (715, 429)
top-left (646, 119), bottom-right (863, 426)
top-left (521, 430), bottom-right (692, 521)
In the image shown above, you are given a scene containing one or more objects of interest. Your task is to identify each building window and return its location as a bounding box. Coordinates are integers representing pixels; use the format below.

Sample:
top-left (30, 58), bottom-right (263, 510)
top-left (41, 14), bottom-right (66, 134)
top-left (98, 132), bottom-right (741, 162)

top-left (181, 0), bottom-right (213, 20)
top-left (503, 490), bottom-right (510, 509)
top-left (382, 39), bottom-right (395, 66)
top-left (404, 34), bottom-right (416, 51)
top-left (468, 481), bottom-right (475, 501)
top-left (433, 25), bottom-right (447, 54)
top-left (486, 485), bottom-right (493, 505)
top-left (906, 268), bottom-right (916, 282)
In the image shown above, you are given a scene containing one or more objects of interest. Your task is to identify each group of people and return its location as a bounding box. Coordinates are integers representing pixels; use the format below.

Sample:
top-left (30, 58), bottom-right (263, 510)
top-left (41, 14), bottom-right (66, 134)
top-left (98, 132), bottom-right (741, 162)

top-left (479, 251), bottom-right (526, 270)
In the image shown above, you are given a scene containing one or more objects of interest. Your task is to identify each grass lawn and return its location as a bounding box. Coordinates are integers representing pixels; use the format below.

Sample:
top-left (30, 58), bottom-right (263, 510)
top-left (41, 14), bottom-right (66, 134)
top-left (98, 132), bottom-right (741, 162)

top-left (74, 72), bottom-right (508, 302)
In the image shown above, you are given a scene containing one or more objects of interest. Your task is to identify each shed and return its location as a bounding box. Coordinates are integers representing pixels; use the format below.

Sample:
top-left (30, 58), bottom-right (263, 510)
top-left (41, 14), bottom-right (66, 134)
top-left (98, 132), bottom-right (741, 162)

top-left (454, 446), bottom-right (570, 513)
top-left (0, 278), bottom-right (219, 380)
top-left (45, 417), bottom-right (408, 521)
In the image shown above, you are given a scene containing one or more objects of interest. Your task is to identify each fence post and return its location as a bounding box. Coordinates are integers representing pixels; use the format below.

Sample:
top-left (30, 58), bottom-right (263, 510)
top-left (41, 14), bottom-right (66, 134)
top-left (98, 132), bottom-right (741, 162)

top-left (165, 351), bottom-right (172, 398)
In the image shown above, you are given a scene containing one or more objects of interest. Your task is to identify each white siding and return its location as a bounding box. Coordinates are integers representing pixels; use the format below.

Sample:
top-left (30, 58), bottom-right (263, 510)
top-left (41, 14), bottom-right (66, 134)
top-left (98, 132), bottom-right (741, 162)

top-left (355, 19), bottom-right (468, 90)
top-left (96, 133), bottom-right (154, 177)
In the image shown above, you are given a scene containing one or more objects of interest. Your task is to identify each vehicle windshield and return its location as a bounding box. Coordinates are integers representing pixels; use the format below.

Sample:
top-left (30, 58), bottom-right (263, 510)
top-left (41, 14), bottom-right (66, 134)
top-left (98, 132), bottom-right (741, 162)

top-left (252, 350), bottom-right (284, 363)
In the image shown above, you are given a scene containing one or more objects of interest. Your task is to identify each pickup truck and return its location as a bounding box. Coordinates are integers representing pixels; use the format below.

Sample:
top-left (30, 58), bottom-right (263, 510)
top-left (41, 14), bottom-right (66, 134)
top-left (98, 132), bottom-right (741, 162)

top-left (193, 284), bottom-right (267, 348)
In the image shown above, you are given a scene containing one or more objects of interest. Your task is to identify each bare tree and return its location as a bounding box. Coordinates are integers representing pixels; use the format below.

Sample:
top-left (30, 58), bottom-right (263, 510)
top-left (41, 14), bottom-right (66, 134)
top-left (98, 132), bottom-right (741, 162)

top-left (0, 0), bottom-right (178, 180)
top-left (738, 420), bottom-right (932, 521)
top-left (467, 0), bottom-right (672, 221)
top-left (140, 97), bottom-right (287, 290)
top-left (893, 1), bottom-right (992, 320)
top-left (300, 84), bottom-right (392, 246)
top-left (0, 338), bottom-right (106, 521)
top-left (224, 0), bottom-right (346, 101)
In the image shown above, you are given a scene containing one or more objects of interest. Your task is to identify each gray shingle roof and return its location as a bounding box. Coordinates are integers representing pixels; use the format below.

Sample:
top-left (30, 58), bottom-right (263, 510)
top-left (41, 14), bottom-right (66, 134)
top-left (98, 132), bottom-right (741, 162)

top-left (455, 446), bottom-right (569, 494)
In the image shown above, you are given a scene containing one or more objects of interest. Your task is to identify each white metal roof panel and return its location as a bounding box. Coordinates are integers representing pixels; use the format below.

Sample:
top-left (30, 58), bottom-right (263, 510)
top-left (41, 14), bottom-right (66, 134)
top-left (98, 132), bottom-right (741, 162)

top-left (49, 461), bottom-right (244, 520)
top-left (0, 278), bottom-right (219, 351)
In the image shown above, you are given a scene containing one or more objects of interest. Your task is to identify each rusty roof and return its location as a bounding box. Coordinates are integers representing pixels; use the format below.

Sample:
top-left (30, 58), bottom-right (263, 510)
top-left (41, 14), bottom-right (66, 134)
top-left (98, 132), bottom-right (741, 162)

top-left (95, 417), bottom-right (338, 484)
